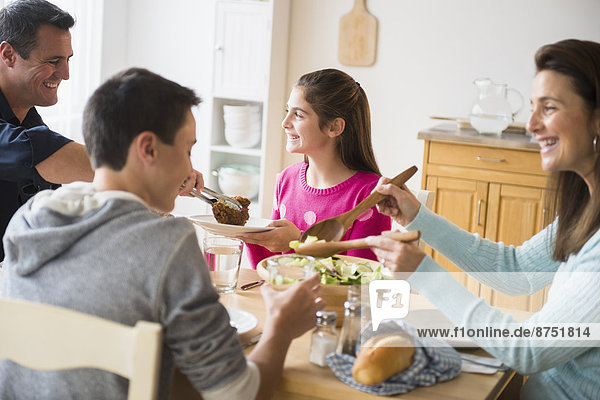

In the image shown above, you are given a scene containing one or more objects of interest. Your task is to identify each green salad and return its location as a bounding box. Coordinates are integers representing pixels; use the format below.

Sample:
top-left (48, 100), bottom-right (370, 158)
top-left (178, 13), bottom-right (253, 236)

top-left (269, 254), bottom-right (388, 285)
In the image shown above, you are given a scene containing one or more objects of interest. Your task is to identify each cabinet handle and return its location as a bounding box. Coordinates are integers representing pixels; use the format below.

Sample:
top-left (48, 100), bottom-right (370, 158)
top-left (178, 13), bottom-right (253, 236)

top-left (542, 208), bottom-right (547, 227)
top-left (477, 199), bottom-right (483, 225)
top-left (476, 156), bottom-right (505, 163)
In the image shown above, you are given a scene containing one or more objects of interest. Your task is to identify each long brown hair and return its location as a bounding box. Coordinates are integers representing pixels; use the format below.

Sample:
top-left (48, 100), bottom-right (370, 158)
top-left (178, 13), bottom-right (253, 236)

top-left (295, 69), bottom-right (381, 175)
top-left (536, 39), bottom-right (600, 261)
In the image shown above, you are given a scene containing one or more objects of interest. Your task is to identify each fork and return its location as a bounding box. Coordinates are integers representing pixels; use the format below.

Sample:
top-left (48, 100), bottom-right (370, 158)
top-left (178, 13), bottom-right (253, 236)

top-left (185, 186), bottom-right (243, 211)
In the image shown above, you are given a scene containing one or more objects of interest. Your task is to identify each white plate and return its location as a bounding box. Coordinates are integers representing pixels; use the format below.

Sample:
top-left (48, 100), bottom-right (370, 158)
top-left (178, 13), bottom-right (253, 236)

top-left (188, 215), bottom-right (274, 237)
top-left (225, 306), bottom-right (258, 334)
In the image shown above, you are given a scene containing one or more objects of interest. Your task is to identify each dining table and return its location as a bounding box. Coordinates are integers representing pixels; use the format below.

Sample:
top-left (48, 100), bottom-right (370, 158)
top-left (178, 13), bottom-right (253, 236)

top-left (170, 268), bottom-right (524, 400)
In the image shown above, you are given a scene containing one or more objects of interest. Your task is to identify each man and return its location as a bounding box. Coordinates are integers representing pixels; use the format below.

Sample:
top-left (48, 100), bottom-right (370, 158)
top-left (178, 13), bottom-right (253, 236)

top-left (0, 67), bottom-right (325, 400)
top-left (0, 0), bottom-right (94, 261)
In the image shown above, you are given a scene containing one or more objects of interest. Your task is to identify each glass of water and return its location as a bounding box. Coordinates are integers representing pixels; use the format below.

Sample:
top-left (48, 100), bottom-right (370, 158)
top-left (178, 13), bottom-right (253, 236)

top-left (203, 235), bottom-right (243, 294)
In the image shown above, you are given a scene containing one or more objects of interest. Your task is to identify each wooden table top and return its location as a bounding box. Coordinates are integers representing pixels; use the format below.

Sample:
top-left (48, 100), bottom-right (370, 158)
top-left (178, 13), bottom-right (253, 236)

top-left (211, 269), bottom-right (517, 400)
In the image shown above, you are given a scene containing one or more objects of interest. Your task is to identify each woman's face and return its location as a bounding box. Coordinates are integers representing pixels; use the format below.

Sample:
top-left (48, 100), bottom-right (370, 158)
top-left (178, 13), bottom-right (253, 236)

top-left (528, 70), bottom-right (599, 184)
top-left (281, 86), bottom-right (333, 155)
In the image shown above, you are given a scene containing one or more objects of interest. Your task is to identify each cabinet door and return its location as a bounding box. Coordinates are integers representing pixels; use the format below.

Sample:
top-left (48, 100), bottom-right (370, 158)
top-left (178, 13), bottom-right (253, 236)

top-left (481, 183), bottom-right (548, 311)
top-left (426, 176), bottom-right (487, 296)
top-left (213, 1), bottom-right (270, 100)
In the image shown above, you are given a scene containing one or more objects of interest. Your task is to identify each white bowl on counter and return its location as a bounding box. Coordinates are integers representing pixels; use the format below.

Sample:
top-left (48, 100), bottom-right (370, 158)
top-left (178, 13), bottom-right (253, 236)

top-left (213, 164), bottom-right (260, 199)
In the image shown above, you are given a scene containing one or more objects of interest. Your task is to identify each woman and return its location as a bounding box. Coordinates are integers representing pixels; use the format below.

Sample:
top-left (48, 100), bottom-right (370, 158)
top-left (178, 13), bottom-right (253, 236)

top-left (367, 39), bottom-right (600, 399)
top-left (242, 69), bottom-right (391, 267)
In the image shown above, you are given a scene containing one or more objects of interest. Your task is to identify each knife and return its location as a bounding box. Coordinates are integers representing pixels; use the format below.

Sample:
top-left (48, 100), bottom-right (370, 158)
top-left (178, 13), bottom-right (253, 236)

top-left (242, 332), bottom-right (262, 349)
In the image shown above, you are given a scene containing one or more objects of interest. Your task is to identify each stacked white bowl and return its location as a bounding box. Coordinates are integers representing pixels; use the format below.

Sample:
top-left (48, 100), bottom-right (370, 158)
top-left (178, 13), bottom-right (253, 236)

top-left (223, 105), bottom-right (261, 148)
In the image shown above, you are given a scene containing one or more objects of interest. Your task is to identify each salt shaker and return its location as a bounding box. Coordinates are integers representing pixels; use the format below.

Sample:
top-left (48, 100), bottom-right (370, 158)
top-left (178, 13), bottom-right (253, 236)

top-left (309, 310), bottom-right (338, 367)
top-left (336, 294), bottom-right (361, 357)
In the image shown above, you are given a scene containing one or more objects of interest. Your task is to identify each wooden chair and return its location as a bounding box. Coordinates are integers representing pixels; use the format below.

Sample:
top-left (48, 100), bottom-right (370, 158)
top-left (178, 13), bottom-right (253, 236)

top-left (0, 298), bottom-right (162, 400)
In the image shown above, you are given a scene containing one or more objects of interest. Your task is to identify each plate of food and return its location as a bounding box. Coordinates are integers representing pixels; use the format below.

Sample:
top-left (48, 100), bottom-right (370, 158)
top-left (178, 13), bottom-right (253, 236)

top-left (257, 254), bottom-right (390, 326)
top-left (188, 215), bottom-right (275, 236)
top-left (225, 306), bottom-right (258, 334)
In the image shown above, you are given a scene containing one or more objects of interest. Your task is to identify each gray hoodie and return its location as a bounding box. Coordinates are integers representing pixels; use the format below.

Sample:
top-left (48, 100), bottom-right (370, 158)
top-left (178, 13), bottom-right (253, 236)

top-left (0, 183), bottom-right (257, 400)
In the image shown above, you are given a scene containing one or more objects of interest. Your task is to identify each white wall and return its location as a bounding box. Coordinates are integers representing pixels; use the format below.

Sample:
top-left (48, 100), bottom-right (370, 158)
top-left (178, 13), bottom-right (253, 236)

top-left (105, 0), bottom-right (600, 192)
top-left (284, 0), bottom-right (600, 185)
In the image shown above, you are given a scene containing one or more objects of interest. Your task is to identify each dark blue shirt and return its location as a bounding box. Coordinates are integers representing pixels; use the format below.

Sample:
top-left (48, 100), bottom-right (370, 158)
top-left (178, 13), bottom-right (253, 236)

top-left (0, 89), bottom-right (71, 260)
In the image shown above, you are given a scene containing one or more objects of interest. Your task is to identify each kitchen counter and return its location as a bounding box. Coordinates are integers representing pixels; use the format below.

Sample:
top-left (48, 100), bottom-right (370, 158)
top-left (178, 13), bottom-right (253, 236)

top-left (418, 123), bottom-right (540, 151)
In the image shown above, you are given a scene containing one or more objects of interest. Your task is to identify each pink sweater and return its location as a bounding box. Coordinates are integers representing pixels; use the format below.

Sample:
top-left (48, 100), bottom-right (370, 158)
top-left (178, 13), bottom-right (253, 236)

top-left (246, 162), bottom-right (391, 268)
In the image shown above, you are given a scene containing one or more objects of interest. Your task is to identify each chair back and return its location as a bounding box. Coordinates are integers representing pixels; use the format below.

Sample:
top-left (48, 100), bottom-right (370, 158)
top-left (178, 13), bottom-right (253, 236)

top-left (0, 298), bottom-right (162, 400)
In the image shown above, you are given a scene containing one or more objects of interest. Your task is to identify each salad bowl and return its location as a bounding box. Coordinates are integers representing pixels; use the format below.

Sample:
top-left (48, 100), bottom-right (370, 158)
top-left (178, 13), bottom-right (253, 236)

top-left (256, 254), bottom-right (389, 326)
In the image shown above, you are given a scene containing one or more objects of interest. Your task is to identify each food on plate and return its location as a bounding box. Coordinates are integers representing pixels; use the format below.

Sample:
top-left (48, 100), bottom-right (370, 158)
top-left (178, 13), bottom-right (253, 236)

top-left (212, 196), bottom-right (250, 226)
top-left (268, 252), bottom-right (388, 285)
top-left (352, 333), bottom-right (415, 385)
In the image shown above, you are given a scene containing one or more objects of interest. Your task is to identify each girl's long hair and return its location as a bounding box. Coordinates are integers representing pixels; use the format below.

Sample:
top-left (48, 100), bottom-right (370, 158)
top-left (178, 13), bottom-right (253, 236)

top-left (296, 69), bottom-right (381, 175)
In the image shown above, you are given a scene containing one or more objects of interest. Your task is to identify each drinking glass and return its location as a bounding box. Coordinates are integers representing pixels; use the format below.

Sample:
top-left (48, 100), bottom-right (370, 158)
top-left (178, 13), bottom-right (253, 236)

top-left (203, 235), bottom-right (243, 294)
top-left (266, 255), bottom-right (315, 288)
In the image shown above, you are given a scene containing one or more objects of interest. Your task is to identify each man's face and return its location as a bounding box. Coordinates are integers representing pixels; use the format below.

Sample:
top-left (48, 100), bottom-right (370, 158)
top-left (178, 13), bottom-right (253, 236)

top-left (12, 24), bottom-right (72, 108)
top-left (150, 109), bottom-right (197, 213)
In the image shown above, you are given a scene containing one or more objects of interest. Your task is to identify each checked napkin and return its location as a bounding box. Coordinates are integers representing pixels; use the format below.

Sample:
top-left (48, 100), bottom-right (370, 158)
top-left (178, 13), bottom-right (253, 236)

top-left (327, 320), bottom-right (462, 396)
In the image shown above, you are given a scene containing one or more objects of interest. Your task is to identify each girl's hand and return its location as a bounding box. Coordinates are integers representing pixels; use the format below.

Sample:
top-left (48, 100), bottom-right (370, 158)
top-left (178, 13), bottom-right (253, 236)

top-left (179, 169), bottom-right (204, 196)
top-left (240, 219), bottom-right (301, 252)
top-left (365, 230), bottom-right (425, 273)
top-left (375, 177), bottom-right (421, 227)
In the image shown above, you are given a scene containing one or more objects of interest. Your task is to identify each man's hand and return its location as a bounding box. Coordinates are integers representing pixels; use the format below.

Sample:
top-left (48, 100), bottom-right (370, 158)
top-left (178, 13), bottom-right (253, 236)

top-left (178, 169), bottom-right (204, 196)
top-left (247, 273), bottom-right (325, 399)
top-left (260, 273), bottom-right (325, 341)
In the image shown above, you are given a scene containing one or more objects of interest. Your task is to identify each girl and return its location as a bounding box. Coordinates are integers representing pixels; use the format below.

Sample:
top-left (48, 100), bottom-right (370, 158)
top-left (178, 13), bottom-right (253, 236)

top-left (242, 69), bottom-right (391, 267)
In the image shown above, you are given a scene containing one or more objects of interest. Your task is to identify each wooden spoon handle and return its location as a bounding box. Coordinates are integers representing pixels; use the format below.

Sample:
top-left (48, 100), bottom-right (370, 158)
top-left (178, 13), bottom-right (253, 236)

top-left (384, 230), bottom-right (421, 242)
top-left (333, 230), bottom-right (422, 253)
top-left (339, 165), bottom-right (418, 229)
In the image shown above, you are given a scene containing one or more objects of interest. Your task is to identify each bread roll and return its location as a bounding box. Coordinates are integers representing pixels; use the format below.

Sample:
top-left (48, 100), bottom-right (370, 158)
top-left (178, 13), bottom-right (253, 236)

top-left (352, 333), bottom-right (415, 385)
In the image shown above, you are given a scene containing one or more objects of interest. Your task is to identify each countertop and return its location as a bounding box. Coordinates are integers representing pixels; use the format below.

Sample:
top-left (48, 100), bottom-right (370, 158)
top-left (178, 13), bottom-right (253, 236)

top-left (418, 123), bottom-right (540, 151)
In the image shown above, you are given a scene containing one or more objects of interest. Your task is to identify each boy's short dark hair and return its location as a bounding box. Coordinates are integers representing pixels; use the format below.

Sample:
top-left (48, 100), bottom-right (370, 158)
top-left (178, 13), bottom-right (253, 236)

top-left (83, 67), bottom-right (201, 170)
top-left (0, 0), bottom-right (75, 59)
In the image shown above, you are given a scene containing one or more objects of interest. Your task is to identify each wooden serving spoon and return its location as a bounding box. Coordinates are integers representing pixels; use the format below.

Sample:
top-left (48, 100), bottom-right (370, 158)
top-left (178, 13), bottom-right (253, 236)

top-left (295, 230), bottom-right (421, 258)
top-left (300, 165), bottom-right (418, 243)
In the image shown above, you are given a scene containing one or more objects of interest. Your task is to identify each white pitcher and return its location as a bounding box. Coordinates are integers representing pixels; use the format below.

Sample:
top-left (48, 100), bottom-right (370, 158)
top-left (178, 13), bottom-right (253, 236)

top-left (469, 78), bottom-right (523, 135)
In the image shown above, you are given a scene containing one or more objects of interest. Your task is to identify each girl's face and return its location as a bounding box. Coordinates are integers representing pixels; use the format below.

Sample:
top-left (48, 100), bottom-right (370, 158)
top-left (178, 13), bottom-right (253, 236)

top-left (528, 70), bottom-right (599, 185)
top-left (281, 86), bottom-right (334, 155)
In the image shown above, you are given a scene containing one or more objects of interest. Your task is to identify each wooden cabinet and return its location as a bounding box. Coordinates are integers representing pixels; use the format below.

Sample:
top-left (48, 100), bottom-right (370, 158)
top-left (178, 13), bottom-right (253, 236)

top-left (419, 125), bottom-right (550, 312)
top-left (204, 0), bottom-right (290, 218)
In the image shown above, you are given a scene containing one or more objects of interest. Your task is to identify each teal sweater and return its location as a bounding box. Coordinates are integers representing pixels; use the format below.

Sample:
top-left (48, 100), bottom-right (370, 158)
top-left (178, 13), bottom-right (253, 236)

top-left (406, 206), bottom-right (600, 400)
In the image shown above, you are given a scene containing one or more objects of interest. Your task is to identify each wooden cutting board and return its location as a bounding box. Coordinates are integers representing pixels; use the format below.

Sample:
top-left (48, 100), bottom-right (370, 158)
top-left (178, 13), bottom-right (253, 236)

top-left (338, 0), bottom-right (378, 66)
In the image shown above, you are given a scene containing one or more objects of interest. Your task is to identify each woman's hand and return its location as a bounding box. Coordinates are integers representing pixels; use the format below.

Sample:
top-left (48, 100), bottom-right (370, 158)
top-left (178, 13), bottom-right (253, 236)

top-left (240, 219), bottom-right (301, 252)
top-left (178, 169), bottom-right (204, 196)
top-left (375, 177), bottom-right (421, 227)
top-left (365, 230), bottom-right (426, 273)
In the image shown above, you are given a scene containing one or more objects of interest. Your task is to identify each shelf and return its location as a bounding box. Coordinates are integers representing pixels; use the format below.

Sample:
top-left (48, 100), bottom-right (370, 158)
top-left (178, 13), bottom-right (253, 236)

top-left (204, 0), bottom-right (290, 218)
top-left (210, 145), bottom-right (262, 157)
